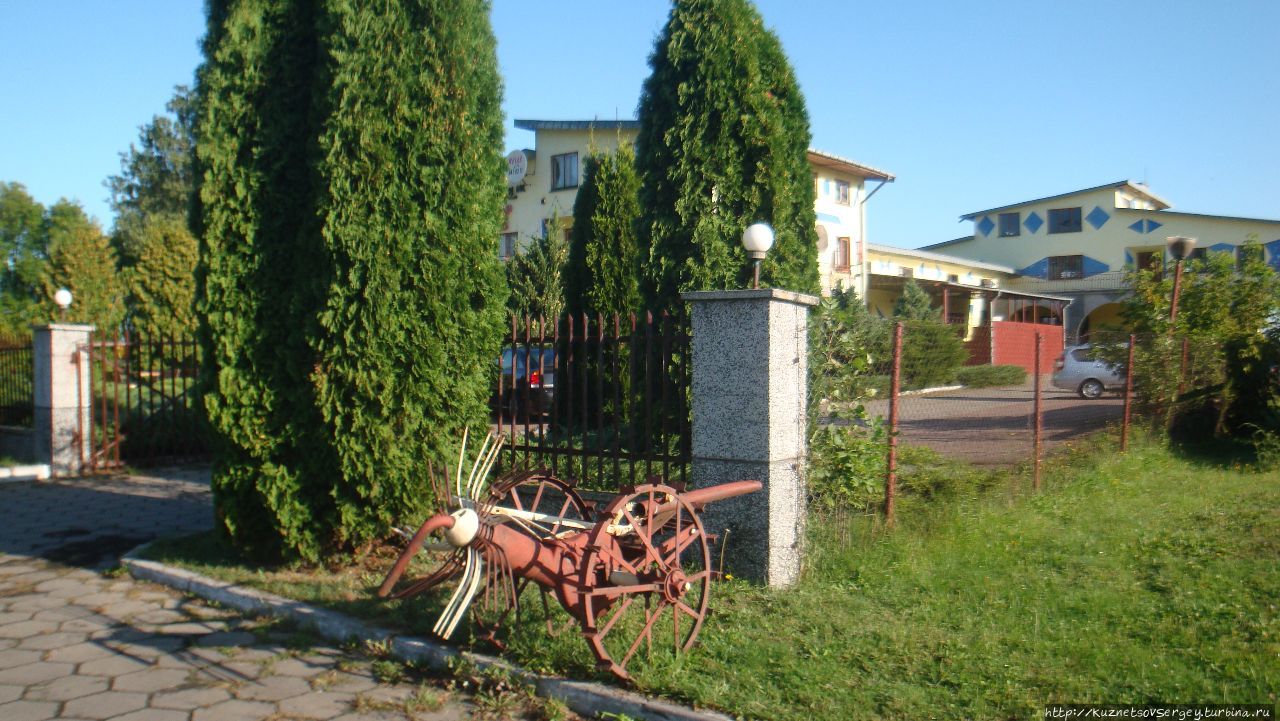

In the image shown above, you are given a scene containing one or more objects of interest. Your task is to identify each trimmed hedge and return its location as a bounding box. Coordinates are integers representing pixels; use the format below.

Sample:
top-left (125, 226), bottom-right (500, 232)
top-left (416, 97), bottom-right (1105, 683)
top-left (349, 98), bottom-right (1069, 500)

top-left (956, 364), bottom-right (1027, 388)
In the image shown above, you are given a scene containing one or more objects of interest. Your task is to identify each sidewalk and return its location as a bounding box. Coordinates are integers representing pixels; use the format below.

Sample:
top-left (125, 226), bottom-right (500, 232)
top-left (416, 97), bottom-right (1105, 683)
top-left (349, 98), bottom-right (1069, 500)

top-left (0, 470), bottom-right (513, 721)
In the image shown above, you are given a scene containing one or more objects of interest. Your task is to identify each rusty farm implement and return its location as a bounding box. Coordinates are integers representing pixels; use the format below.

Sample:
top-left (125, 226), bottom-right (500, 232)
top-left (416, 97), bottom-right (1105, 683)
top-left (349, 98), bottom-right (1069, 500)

top-left (378, 430), bottom-right (760, 680)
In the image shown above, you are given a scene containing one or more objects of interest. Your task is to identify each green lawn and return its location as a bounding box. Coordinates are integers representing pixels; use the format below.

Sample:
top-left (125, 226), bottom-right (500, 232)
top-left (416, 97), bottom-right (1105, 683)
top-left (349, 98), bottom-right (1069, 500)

top-left (142, 436), bottom-right (1279, 720)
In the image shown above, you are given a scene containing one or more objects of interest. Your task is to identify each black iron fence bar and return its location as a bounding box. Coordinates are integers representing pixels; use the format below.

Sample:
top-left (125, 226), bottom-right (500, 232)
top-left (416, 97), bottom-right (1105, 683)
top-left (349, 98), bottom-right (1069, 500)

top-left (0, 345), bottom-right (34, 427)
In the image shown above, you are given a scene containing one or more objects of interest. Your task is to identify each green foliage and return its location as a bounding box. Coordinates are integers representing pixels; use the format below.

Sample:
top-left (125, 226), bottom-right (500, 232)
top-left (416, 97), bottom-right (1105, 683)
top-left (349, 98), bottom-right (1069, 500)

top-left (808, 286), bottom-right (890, 420)
top-left (506, 216), bottom-right (568, 321)
top-left (565, 144), bottom-right (642, 317)
top-left (954, 363), bottom-right (1026, 388)
top-left (808, 420), bottom-right (888, 512)
top-left (892, 278), bottom-right (936, 321)
top-left (900, 320), bottom-right (967, 389)
top-left (107, 85), bottom-right (196, 246)
top-left (313, 0), bottom-right (508, 548)
top-left (1119, 241), bottom-right (1280, 435)
top-left (636, 0), bottom-right (818, 309)
top-left (195, 0), bottom-right (336, 562)
top-left (125, 214), bottom-right (198, 338)
top-left (0, 182), bottom-right (51, 333)
top-left (43, 201), bottom-right (125, 333)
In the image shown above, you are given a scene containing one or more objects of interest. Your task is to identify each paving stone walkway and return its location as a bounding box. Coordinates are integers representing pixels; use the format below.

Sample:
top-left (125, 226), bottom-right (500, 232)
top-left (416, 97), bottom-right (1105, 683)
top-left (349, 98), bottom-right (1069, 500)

top-left (0, 471), bottom-right (568, 720)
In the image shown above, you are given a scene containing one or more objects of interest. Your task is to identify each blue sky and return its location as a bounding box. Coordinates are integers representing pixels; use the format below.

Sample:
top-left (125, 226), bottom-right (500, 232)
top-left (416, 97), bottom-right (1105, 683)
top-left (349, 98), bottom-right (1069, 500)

top-left (2, 0), bottom-right (1276, 249)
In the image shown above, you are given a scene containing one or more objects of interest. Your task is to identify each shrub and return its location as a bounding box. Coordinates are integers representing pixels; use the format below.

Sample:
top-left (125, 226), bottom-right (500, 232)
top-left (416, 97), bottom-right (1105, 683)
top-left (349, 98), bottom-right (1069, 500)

top-left (956, 364), bottom-right (1026, 388)
top-left (900, 320), bottom-right (967, 390)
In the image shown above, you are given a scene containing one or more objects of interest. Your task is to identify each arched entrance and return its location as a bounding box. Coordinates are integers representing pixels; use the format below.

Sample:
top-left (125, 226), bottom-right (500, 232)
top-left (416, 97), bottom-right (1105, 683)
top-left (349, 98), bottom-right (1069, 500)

top-left (1077, 302), bottom-right (1126, 342)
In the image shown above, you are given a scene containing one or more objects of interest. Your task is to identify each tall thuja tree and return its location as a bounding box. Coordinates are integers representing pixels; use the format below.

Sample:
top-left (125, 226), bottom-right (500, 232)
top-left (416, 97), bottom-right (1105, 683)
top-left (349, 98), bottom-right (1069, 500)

top-left (566, 144), bottom-right (642, 317)
top-left (312, 0), bottom-right (507, 546)
top-left (43, 201), bottom-right (125, 333)
top-left (194, 0), bottom-right (336, 561)
top-left (636, 0), bottom-right (818, 310)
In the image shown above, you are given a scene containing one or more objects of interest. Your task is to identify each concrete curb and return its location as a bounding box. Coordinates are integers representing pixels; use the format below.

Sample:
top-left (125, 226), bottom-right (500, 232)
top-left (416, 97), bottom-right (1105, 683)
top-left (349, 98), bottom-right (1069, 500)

top-left (121, 548), bottom-right (736, 721)
top-left (0, 464), bottom-right (52, 483)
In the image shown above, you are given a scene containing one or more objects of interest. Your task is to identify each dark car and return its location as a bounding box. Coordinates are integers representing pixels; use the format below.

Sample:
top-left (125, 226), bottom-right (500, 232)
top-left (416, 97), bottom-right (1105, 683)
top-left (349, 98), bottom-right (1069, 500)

top-left (498, 347), bottom-right (557, 417)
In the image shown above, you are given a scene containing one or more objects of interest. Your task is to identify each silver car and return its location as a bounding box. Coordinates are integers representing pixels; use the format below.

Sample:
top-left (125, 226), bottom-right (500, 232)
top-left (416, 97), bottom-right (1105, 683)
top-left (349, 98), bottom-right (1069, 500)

top-left (1052, 344), bottom-right (1126, 399)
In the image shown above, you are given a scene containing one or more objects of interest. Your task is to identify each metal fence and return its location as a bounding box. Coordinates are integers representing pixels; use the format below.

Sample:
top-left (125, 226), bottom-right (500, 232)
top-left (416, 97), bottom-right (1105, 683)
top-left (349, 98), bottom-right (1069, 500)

top-left (816, 320), bottom-right (1235, 525)
top-left (84, 332), bottom-right (210, 471)
top-left (0, 343), bottom-right (34, 427)
top-left (495, 311), bottom-right (690, 491)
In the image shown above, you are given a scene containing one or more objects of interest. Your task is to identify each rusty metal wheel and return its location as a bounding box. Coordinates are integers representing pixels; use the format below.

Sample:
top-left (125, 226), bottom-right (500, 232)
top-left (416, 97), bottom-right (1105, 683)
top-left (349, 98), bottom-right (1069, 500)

top-left (580, 483), bottom-right (711, 680)
top-left (472, 470), bottom-right (590, 645)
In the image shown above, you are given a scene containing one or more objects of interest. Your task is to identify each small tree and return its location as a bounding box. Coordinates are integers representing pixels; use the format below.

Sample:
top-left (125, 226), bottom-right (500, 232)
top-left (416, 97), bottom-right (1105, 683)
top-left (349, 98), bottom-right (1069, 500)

top-left (43, 201), bottom-right (125, 334)
top-left (566, 145), bottom-right (642, 318)
top-left (0, 183), bottom-right (50, 333)
top-left (893, 279), bottom-right (936, 321)
top-left (1120, 241), bottom-right (1280, 435)
top-left (126, 213), bottom-right (199, 338)
top-left (508, 215), bottom-right (569, 322)
top-left (636, 0), bottom-right (818, 310)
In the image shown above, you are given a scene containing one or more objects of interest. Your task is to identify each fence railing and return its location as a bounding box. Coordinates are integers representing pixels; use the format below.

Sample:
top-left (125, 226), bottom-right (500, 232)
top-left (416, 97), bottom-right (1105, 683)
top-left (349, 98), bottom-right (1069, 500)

top-left (85, 332), bottom-right (210, 471)
top-left (0, 344), bottom-right (34, 427)
top-left (495, 311), bottom-right (690, 491)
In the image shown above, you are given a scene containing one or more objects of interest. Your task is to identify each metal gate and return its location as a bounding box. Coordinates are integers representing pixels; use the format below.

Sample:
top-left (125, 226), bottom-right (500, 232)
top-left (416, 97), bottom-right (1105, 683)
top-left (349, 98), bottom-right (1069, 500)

top-left (82, 332), bottom-right (210, 471)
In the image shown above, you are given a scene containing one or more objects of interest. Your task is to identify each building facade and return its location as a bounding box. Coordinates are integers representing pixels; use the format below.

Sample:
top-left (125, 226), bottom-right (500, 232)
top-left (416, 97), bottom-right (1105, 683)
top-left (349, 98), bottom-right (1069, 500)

top-left (501, 119), bottom-right (895, 296)
top-left (922, 181), bottom-right (1280, 339)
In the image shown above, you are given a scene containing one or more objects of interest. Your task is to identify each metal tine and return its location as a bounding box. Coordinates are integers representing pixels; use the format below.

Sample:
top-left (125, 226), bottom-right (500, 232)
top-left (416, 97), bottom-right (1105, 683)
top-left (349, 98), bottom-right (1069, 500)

top-left (455, 427), bottom-right (470, 500)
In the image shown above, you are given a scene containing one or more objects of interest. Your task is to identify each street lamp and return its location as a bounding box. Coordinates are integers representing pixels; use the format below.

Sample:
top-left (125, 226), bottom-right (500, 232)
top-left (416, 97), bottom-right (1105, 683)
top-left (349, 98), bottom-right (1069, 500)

top-left (741, 222), bottom-right (774, 290)
top-left (1165, 236), bottom-right (1196, 324)
top-left (53, 288), bottom-right (72, 322)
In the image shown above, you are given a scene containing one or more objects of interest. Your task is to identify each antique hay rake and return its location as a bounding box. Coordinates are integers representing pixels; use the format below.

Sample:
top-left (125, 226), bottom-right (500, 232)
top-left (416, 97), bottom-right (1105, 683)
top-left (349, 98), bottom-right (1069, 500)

top-left (379, 430), bottom-right (760, 680)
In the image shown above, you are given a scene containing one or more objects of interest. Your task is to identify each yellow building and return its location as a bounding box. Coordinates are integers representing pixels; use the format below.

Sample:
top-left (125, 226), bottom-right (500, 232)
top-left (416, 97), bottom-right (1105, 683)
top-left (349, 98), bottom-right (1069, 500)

top-left (923, 181), bottom-right (1280, 339)
top-left (501, 119), bottom-right (894, 295)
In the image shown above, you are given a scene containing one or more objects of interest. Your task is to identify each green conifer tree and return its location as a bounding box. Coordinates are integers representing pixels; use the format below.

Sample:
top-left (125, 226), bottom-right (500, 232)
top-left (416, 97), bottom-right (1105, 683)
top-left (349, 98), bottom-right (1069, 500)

top-left (43, 201), bottom-right (125, 333)
top-left (636, 0), bottom-right (819, 309)
top-left (566, 144), bottom-right (642, 318)
top-left (126, 214), bottom-right (198, 338)
top-left (194, 0), bottom-right (336, 561)
top-left (893, 279), bottom-right (936, 321)
top-left (311, 0), bottom-right (507, 545)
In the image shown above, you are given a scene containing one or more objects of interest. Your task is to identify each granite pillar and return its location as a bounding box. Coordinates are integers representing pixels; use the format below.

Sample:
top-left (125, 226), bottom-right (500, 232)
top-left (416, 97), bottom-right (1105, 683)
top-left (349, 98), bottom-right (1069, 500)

top-left (682, 289), bottom-right (817, 588)
top-left (32, 324), bottom-right (94, 477)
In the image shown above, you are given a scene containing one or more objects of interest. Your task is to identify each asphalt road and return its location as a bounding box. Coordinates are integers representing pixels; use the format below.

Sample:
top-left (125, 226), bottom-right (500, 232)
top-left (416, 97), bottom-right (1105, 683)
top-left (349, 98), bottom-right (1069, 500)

top-left (860, 378), bottom-right (1124, 467)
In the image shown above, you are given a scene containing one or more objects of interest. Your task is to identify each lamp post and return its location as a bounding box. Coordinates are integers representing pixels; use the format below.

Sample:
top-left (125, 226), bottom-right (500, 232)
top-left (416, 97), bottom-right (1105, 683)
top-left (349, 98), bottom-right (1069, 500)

top-left (53, 288), bottom-right (73, 322)
top-left (741, 222), bottom-right (774, 290)
top-left (1165, 236), bottom-right (1196, 325)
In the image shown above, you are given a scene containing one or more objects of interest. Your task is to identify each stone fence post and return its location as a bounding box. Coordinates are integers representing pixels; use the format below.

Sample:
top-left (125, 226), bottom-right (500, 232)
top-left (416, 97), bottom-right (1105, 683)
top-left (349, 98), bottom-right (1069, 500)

top-left (32, 324), bottom-right (94, 477)
top-left (682, 289), bottom-right (816, 588)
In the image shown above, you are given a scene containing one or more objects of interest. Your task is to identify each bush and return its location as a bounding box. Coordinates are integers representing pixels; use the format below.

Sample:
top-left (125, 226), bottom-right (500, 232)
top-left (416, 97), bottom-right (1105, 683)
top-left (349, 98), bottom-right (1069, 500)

top-left (808, 421), bottom-right (887, 512)
top-left (900, 320), bottom-right (967, 390)
top-left (956, 364), bottom-right (1026, 388)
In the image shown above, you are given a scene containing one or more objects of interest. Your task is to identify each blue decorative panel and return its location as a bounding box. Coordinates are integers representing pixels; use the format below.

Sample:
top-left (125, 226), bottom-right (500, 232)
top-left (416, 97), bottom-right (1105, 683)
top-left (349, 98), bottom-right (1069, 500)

top-left (1086, 206), bottom-right (1110, 229)
top-left (1208, 242), bottom-right (1235, 256)
top-left (1017, 258), bottom-right (1050, 279)
top-left (1024, 212), bottom-right (1043, 234)
top-left (823, 179), bottom-right (831, 195)
top-left (1266, 239), bottom-right (1280, 270)
top-left (1082, 256), bottom-right (1110, 277)
top-left (1125, 250), bottom-right (1133, 266)
top-left (816, 212), bottom-right (841, 224)
top-left (1127, 218), bottom-right (1163, 234)
top-left (977, 215), bottom-right (995, 236)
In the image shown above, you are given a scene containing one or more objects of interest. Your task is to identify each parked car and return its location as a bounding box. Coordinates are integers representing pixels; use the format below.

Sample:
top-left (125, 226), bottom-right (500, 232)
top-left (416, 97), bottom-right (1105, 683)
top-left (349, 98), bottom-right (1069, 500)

top-left (1052, 344), bottom-right (1125, 399)
top-left (497, 347), bottom-right (557, 417)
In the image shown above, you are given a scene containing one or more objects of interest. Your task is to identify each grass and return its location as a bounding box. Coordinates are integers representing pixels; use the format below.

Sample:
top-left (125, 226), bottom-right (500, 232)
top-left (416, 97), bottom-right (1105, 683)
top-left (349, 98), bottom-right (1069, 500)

top-left (140, 432), bottom-right (1279, 720)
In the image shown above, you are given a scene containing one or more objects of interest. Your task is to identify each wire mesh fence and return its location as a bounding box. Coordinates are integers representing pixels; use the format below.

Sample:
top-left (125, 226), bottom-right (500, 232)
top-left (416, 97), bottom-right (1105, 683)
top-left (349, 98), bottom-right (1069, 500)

top-left (812, 317), bottom-right (1226, 527)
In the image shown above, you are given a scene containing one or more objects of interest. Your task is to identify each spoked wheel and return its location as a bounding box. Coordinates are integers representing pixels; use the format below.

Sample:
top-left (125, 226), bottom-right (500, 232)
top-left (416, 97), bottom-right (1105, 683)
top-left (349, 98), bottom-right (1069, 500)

top-left (472, 470), bottom-right (591, 645)
top-left (580, 483), bottom-right (711, 680)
